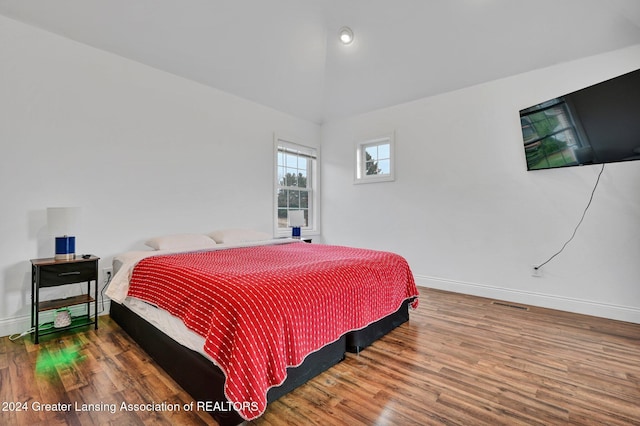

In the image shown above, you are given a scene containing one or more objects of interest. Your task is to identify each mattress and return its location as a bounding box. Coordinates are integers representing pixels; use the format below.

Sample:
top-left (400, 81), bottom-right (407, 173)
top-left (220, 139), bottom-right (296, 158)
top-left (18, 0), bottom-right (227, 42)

top-left (121, 296), bottom-right (212, 361)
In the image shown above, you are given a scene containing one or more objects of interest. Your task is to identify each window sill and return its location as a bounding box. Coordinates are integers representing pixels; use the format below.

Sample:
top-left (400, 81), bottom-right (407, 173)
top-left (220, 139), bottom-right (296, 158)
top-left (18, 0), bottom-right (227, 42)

top-left (354, 175), bottom-right (395, 184)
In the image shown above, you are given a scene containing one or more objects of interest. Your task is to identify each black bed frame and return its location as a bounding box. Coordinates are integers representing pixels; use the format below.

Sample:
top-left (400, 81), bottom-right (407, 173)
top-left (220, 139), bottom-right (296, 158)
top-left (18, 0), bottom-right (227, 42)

top-left (110, 298), bottom-right (412, 425)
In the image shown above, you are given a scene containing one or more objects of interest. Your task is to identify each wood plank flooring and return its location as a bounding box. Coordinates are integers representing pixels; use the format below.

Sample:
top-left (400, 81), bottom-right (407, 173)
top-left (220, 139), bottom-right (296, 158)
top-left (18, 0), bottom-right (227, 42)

top-left (1, 288), bottom-right (639, 425)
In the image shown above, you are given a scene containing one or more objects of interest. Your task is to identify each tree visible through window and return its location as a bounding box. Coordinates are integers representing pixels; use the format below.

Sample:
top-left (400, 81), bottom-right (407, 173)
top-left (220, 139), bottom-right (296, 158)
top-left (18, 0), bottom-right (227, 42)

top-left (275, 139), bottom-right (317, 235)
top-left (365, 143), bottom-right (391, 175)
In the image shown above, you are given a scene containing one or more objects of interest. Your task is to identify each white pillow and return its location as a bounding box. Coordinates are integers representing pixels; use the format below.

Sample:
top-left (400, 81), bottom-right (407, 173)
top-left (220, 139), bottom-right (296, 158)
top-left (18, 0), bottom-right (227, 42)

top-left (144, 234), bottom-right (217, 250)
top-left (208, 228), bottom-right (272, 244)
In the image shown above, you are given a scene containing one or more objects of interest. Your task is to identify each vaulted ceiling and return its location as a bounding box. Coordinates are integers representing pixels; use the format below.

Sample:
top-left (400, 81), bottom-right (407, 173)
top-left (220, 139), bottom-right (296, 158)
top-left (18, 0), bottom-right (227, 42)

top-left (2, 0), bottom-right (640, 123)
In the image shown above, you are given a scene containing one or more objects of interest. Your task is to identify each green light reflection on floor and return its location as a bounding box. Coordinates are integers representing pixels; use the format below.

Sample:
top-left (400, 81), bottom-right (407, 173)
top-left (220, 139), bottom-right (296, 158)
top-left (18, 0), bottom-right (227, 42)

top-left (35, 343), bottom-right (86, 374)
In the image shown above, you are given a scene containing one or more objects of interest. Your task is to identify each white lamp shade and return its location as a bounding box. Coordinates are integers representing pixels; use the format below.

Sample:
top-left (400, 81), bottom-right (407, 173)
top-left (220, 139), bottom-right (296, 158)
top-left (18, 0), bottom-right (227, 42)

top-left (288, 210), bottom-right (305, 227)
top-left (47, 207), bottom-right (81, 236)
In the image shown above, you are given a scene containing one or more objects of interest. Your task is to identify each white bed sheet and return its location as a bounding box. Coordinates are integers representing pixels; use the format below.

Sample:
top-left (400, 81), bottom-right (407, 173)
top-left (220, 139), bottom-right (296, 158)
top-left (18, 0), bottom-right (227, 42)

top-left (121, 296), bottom-right (212, 360)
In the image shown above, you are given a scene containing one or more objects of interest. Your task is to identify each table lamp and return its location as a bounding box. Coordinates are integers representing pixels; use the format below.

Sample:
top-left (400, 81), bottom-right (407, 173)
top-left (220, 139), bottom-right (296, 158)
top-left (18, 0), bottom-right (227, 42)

top-left (47, 207), bottom-right (81, 260)
top-left (288, 210), bottom-right (305, 238)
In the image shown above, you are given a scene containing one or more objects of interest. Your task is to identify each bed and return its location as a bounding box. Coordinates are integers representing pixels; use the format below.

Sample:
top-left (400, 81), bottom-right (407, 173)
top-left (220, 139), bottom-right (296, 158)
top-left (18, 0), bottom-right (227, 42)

top-left (106, 234), bottom-right (418, 425)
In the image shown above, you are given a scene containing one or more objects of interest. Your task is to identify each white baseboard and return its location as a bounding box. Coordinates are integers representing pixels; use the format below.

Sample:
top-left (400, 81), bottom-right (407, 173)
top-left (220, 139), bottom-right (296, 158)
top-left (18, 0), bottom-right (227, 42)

top-left (0, 299), bottom-right (111, 339)
top-left (415, 274), bottom-right (640, 324)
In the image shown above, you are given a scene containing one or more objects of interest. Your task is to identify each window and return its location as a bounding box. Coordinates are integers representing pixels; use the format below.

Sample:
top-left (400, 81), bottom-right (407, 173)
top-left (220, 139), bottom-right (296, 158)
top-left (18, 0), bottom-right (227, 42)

top-left (275, 137), bottom-right (318, 236)
top-left (355, 134), bottom-right (395, 183)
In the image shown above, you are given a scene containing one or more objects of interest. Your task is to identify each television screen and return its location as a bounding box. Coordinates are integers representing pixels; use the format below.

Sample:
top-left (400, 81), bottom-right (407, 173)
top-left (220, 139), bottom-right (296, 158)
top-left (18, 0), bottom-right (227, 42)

top-left (519, 68), bottom-right (640, 170)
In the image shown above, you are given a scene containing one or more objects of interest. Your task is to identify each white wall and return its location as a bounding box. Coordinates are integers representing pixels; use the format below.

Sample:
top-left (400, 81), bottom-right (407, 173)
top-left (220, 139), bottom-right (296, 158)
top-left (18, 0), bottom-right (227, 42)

top-left (321, 44), bottom-right (640, 323)
top-left (0, 16), bottom-right (320, 336)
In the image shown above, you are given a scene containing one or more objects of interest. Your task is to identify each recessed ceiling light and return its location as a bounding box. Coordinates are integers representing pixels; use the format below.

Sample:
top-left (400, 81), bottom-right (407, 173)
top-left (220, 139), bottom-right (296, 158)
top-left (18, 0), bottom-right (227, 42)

top-left (339, 27), bottom-right (354, 45)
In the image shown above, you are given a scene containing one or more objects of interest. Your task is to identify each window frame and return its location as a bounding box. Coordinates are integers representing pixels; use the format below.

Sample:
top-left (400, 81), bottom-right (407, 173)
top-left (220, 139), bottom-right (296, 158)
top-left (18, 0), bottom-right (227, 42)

top-left (274, 136), bottom-right (319, 238)
top-left (354, 133), bottom-right (396, 184)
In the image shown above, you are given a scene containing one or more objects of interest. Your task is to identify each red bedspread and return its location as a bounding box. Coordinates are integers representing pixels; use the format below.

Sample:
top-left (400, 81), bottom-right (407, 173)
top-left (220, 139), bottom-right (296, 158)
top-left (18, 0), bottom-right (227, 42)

top-left (126, 242), bottom-right (418, 420)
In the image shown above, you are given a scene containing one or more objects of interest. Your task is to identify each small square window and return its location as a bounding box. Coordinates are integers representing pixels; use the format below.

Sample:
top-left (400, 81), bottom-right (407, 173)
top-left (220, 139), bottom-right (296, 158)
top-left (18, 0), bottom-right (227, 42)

top-left (355, 134), bottom-right (395, 183)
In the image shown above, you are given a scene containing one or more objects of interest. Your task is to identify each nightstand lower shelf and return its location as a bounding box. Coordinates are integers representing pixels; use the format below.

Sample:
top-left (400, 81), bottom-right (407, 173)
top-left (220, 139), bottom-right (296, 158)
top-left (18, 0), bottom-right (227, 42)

top-left (36, 315), bottom-right (97, 339)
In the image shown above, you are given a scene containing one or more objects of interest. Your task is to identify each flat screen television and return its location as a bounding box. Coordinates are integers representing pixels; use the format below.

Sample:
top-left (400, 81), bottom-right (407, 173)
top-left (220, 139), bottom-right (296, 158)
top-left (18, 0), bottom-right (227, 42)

top-left (519, 68), bottom-right (640, 170)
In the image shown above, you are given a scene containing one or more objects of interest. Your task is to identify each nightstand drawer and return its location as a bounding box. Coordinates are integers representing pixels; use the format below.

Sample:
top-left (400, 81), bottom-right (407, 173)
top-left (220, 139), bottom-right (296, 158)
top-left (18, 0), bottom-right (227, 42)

top-left (39, 262), bottom-right (96, 287)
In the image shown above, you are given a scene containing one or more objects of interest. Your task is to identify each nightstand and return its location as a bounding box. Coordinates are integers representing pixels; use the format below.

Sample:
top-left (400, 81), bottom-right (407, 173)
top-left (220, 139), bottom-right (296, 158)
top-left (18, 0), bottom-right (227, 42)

top-left (30, 255), bottom-right (99, 344)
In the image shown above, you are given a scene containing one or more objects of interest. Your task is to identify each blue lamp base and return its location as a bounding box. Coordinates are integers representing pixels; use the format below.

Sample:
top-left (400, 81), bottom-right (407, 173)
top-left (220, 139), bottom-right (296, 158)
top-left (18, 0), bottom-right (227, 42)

top-left (55, 236), bottom-right (76, 260)
top-left (291, 227), bottom-right (301, 238)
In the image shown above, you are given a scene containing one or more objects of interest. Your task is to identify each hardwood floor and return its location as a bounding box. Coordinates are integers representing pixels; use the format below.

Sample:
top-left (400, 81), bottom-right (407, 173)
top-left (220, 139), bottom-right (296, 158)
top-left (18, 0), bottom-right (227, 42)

top-left (1, 288), bottom-right (639, 425)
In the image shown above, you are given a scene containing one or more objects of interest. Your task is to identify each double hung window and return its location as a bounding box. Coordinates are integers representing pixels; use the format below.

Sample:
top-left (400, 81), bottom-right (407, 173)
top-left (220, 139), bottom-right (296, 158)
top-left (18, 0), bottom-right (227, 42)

top-left (275, 138), bottom-right (318, 236)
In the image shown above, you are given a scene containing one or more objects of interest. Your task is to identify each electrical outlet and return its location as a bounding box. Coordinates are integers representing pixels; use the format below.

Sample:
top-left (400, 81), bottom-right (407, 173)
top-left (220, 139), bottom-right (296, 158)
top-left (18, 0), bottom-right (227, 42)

top-left (531, 265), bottom-right (542, 277)
top-left (103, 268), bottom-right (113, 285)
